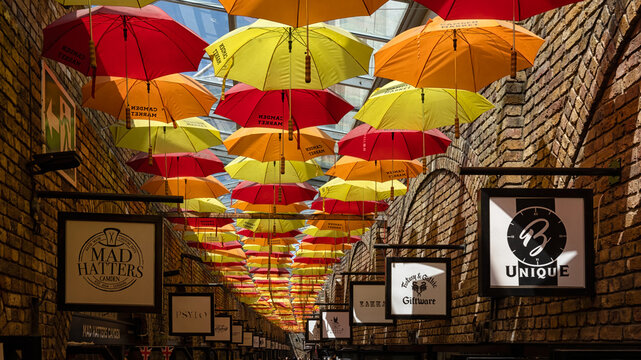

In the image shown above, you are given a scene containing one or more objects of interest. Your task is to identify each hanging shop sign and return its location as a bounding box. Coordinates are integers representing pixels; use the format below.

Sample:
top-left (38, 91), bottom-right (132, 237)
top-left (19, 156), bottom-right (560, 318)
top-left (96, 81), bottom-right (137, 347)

top-left (241, 331), bottom-right (253, 347)
top-left (252, 335), bottom-right (260, 348)
top-left (68, 313), bottom-right (138, 345)
top-left (58, 212), bottom-right (162, 312)
top-left (480, 188), bottom-right (594, 297)
top-left (305, 319), bottom-right (321, 343)
top-left (350, 281), bottom-right (395, 326)
top-left (385, 258), bottom-right (451, 319)
top-left (321, 310), bottom-right (351, 340)
top-left (168, 293), bottom-right (214, 336)
top-left (266, 340), bottom-right (272, 349)
top-left (259, 337), bottom-right (266, 348)
top-left (231, 324), bottom-right (243, 344)
top-left (205, 316), bottom-right (232, 342)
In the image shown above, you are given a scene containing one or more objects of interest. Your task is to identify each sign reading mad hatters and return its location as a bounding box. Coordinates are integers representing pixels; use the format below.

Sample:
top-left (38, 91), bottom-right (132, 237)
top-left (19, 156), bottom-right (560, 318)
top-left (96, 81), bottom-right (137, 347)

top-left (480, 189), bottom-right (594, 297)
top-left (385, 258), bottom-right (451, 319)
top-left (58, 212), bottom-right (162, 312)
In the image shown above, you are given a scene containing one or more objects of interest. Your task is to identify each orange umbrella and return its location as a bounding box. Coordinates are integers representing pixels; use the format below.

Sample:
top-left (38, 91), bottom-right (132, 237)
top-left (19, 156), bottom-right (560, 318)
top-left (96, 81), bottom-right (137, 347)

top-left (299, 243), bottom-right (352, 251)
top-left (232, 200), bottom-right (309, 213)
top-left (242, 237), bottom-right (299, 246)
top-left (172, 224), bottom-right (236, 232)
top-left (224, 127), bottom-right (335, 162)
top-left (326, 155), bottom-right (423, 182)
top-left (82, 74), bottom-right (216, 125)
top-left (141, 175), bottom-right (229, 199)
top-left (206, 248), bottom-right (247, 260)
top-left (306, 215), bottom-right (374, 232)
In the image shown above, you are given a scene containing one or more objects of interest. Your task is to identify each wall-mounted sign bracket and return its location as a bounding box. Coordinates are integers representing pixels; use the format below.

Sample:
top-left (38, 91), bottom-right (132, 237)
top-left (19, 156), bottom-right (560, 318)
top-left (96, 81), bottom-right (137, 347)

top-left (37, 191), bottom-right (183, 203)
top-left (163, 283), bottom-right (222, 287)
top-left (459, 163), bottom-right (622, 184)
top-left (339, 272), bottom-right (384, 276)
top-left (374, 244), bottom-right (464, 250)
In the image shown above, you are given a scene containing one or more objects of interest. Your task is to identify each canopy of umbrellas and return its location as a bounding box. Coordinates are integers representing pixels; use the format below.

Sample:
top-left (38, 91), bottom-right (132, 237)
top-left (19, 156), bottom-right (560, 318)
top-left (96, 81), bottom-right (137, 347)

top-left (49, 0), bottom-right (581, 333)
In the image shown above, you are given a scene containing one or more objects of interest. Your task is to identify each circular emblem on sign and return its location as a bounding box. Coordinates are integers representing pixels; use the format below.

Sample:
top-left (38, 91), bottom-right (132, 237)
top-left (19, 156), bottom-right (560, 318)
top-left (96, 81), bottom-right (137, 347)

top-left (507, 206), bottom-right (567, 266)
top-left (77, 228), bottom-right (144, 292)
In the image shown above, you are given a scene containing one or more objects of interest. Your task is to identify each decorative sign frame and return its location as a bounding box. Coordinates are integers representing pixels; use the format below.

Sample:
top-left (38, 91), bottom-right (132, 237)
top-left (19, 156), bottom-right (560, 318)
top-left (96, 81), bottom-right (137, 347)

top-left (231, 324), bottom-right (243, 344)
top-left (320, 310), bottom-right (351, 340)
top-left (205, 315), bottom-right (232, 342)
top-left (385, 257), bottom-right (451, 319)
top-left (241, 331), bottom-right (253, 347)
top-left (305, 319), bottom-right (322, 343)
top-left (57, 212), bottom-right (162, 312)
top-left (168, 293), bottom-right (214, 336)
top-left (480, 188), bottom-right (594, 297)
top-left (350, 281), bottom-right (395, 326)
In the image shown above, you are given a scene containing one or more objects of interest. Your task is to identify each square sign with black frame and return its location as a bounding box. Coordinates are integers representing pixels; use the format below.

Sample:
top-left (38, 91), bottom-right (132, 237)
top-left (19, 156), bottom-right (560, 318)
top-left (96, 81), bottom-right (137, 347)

top-left (305, 319), bottom-right (321, 343)
top-left (320, 310), bottom-right (351, 340)
top-left (480, 188), bottom-right (594, 297)
top-left (168, 293), bottom-right (214, 336)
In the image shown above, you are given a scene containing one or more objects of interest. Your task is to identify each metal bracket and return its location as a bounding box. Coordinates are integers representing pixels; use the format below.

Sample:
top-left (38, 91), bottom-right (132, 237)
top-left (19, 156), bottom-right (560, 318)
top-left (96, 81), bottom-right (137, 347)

top-left (374, 244), bottom-right (464, 250)
top-left (459, 166), bottom-right (621, 177)
top-left (609, 159), bottom-right (621, 185)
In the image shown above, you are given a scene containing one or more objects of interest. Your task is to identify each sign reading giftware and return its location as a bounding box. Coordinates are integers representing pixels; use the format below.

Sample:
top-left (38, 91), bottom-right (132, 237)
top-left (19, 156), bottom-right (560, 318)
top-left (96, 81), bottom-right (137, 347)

top-left (305, 319), bottom-right (321, 343)
top-left (241, 331), bottom-right (253, 347)
top-left (231, 324), bottom-right (243, 344)
top-left (321, 310), bottom-right (351, 340)
top-left (205, 316), bottom-right (232, 342)
top-left (58, 212), bottom-right (162, 312)
top-left (168, 293), bottom-right (214, 335)
top-left (480, 189), bottom-right (594, 297)
top-left (385, 258), bottom-right (450, 319)
top-left (350, 281), bottom-right (394, 326)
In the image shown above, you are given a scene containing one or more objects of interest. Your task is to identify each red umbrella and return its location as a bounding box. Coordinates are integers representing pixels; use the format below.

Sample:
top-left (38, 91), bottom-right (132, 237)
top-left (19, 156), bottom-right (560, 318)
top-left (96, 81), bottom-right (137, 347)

top-left (238, 229), bottom-right (302, 238)
top-left (301, 235), bottom-right (361, 245)
top-left (187, 241), bottom-right (243, 251)
top-left (250, 268), bottom-right (290, 275)
top-left (415, 0), bottom-right (583, 21)
top-left (339, 124), bottom-right (451, 161)
top-left (254, 279), bottom-right (290, 285)
top-left (293, 258), bottom-right (340, 265)
top-left (42, 6), bottom-right (207, 81)
top-left (214, 83), bottom-right (353, 131)
top-left (245, 251), bottom-right (293, 258)
top-left (225, 275), bottom-right (253, 281)
top-left (232, 181), bottom-right (318, 205)
top-left (310, 198), bottom-right (389, 214)
top-left (205, 261), bottom-right (247, 267)
top-left (167, 217), bottom-right (234, 228)
top-left (126, 150), bottom-right (225, 177)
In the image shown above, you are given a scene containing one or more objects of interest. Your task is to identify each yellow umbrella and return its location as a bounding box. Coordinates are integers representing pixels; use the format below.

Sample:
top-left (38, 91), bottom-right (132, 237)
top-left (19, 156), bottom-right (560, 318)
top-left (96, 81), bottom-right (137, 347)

top-left (299, 243), bottom-right (352, 252)
top-left (318, 178), bottom-right (406, 201)
top-left (236, 218), bottom-right (305, 233)
top-left (173, 224), bottom-right (236, 233)
top-left (206, 248), bottom-right (247, 260)
top-left (306, 216), bottom-right (374, 232)
top-left (232, 200), bottom-right (308, 213)
top-left (225, 157), bottom-right (323, 184)
top-left (170, 197), bottom-right (227, 213)
top-left (142, 176), bottom-right (229, 199)
top-left (326, 156), bottom-right (423, 182)
top-left (303, 226), bottom-right (368, 238)
top-left (184, 231), bottom-right (240, 243)
top-left (243, 244), bottom-right (297, 252)
top-left (295, 250), bottom-right (344, 258)
top-left (242, 237), bottom-right (299, 246)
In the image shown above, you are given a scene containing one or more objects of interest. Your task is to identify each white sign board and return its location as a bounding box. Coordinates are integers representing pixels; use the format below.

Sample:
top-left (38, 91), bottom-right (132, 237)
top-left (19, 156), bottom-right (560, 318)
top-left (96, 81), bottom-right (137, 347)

top-left (232, 324), bottom-right (243, 344)
top-left (321, 311), bottom-right (351, 340)
top-left (205, 316), bottom-right (231, 342)
top-left (305, 319), bottom-right (321, 342)
top-left (350, 282), bottom-right (394, 326)
top-left (169, 294), bottom-right (214, 335)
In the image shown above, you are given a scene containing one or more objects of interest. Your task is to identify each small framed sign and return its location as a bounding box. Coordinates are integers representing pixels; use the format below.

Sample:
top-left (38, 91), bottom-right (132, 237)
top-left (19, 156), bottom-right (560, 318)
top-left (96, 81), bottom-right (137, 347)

top-left (259, 337), bottom-right (266, 348)
top-left (241, 331), bottom-right (253, 347)
top-left (57, 212), bottom-right (162, 312)
top-left (231, 324), bottom-right (243, 344)
top-left (385, 257), bottom-right (451, 319)
top-left (205, 316), bottom-right (232, 342)
top-left (350, 281), bottom-right (395, 326)
top-left (480, 188), bottom-right (594, 297)
top-left (320, 310), bottom-right (351, 340)
top-left (305, 319), bottom-right (321, 343)
top-left (168, 293), bottom-right (214, 336)
top-left (252, 335), bottom-right (260, 348)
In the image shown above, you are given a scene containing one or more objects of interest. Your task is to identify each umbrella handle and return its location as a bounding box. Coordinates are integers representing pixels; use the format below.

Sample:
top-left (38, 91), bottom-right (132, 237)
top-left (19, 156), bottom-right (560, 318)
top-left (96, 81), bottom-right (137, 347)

top-left (305, 54), bottom-right (311, 83)
top-left (511, 50), bottom-right (517, 79)
top-left (390, 184), bottom-right (394, 201)
top-left (148, 146), bottom-right (153, 166)
top-left (126, 107), bottom-right (132, 129)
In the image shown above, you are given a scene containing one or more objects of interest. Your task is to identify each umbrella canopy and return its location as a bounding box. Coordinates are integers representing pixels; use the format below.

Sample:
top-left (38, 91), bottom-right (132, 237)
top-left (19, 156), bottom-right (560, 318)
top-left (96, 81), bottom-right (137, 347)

top-left (250, 268), bottom-right (290, 275)
top-left (225, 157), bottom-right (323, 184)
top-left (141, 175), bottom-right (229, 199)
top-left (300, 243), bottom-right (352, 251)
top-left (169, 197), bottom-right (227, 213)
top-left (319, 178), bottom-right (406, 201)
top-left (293, 257), bottom-right (340, 264)
top-left (302, 226), bottom-right (367, 238)
top-left (56, 0), bottom-right (155, 5)
top-left (173, 223), bottom-right (235, 232)
top-left (292, 267), bottom-right (333, 275)
top-left (232, 181), bottom-right (318, 205)
top-left (301, 235), bottom-right (361, 244)
top-left (184, 231), bottom-right (239, 243)
top-left (374, 17), bottom-right (544, 91)
top-left (245, 251), bottom-right (293, 258)
top-left (242, 237), bottom-right (299, 246)
top-left (82, 74), bottom-right (216, 124)
top-left (415, 0), bottom-right (583, 21)
top-left (232, 200), bottom-right (308, 213)
top-left (244, 243), bottom-right (296, 252)
top-left (238, 229), bottom-right (302, 238)
top-left (187, 240), bottom-right (243, 251)
top-left (218, 0), bottom-right (388, 27)
top-left (326, 156), bottom-right (423, 182)
top-left (224, 127), bottom-right (335, 162)
top-left (167, 217), bottom-right (234, 228)
top-left (310, 198), bottom-right (388, 214)
top-left (236, 218), bottom-right (305, 233)
top-left (338, 124), bottom-right (451, 161)
top-left (215, 83), bottom-right (353, 130)
top-left (306, 217), bottom-right (374, 232)
top-left (110, 118), bottom-right (222, 153)
top-left (127, 149), bottom-right (224, 177)
top-left (206, 19), bottom-right (372, 91)
top-left (355, 81), bottom-right (493, 131)
top-left (43, 5), bottom-right (207, 80)
top-left (295, 250), bottom-right (345, 259)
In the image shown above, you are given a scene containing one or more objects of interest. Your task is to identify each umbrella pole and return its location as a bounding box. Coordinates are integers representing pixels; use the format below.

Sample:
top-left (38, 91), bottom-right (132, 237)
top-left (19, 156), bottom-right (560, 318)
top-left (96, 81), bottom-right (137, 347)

top-left (421, 89), bottom-right (427, 173)
top-left (390, 134), bottom-right (395, 201)
top-left (511, 0), bottom-right (517, 79)
top-left (304, 0), bottom-right (311, 84)
top-left (147, 82), bottom-right (153, 165)
top-left (88, 0), bottom-right (97, 98)
top-left (288, 28), bottom-right (294, 141)
top-left (123, 16), bottom-right (132, 129)
top-left (453, 29), bottom-right (460, 139)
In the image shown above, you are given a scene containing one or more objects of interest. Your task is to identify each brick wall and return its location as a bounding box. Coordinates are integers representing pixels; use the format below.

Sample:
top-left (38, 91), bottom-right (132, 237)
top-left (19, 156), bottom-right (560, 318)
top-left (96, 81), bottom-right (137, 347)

top-left (0, 1), bottom-right (285, 358)
top-left (342, 0), bottom-right (641, 349)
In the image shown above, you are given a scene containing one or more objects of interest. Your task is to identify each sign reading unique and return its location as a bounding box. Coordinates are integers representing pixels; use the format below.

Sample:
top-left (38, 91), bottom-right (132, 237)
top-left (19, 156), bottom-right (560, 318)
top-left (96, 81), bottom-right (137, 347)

top-left (241, 331), bottom-right (253, 347)
top-left (205, 316), bottom-right (231, 342)
top-left (231, 324), bottom-right (243, 344)
top-left (58, 213), bottom-right (162, 312)
top-left (321, 311), bottom-right (351, 340)
top-left (350, 281), bottom-right (394, 326)
top-left (168, 293), bottom-right (214, 335)
top-left (385, 258), bottom-right (450, 319)
top-left (480, 189), bottom-right (594, 296)
top-left (305, 319), bottom-right (321, 342)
